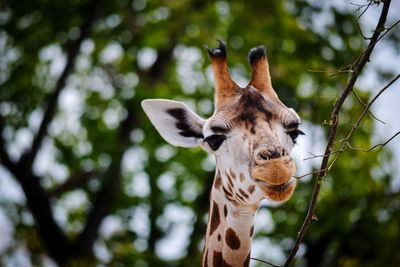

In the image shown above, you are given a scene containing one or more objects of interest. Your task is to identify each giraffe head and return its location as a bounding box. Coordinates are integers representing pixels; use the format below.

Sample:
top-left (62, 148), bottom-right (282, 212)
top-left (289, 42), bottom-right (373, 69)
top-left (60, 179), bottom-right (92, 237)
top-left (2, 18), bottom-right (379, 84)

top-left (142, 41), bottom-right (303, 206)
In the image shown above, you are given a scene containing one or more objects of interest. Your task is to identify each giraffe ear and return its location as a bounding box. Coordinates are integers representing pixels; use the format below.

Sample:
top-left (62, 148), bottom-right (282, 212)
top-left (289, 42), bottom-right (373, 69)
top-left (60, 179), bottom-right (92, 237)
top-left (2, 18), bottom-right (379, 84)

top-left (141, 99), bottom-right (205, 147)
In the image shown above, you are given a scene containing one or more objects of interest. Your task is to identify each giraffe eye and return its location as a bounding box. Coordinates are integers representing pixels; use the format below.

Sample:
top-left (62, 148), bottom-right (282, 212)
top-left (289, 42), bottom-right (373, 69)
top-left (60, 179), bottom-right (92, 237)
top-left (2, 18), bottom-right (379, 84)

top-left (287, 129), bottom-right (305, 143)
top-left (204, 134), bottom-right (226, 151)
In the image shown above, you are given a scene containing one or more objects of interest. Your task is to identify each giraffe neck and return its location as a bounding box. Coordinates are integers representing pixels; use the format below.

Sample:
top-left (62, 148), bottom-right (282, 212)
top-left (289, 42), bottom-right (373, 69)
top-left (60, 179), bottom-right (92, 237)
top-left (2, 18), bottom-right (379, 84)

top-left (202, 171), bottom-right (258, 267)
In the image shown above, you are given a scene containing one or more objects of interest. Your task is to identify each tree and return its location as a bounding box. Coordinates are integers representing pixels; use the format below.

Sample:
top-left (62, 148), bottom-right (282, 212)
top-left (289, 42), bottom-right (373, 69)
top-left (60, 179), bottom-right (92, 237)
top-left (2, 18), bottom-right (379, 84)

top-left (0, 0), bottom-right (399, 266)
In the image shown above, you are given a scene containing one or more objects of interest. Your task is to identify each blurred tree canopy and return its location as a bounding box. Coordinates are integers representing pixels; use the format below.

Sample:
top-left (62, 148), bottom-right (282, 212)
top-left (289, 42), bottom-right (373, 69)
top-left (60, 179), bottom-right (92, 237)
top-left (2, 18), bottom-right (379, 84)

top-left (0, 0), bottom-right (399, 266)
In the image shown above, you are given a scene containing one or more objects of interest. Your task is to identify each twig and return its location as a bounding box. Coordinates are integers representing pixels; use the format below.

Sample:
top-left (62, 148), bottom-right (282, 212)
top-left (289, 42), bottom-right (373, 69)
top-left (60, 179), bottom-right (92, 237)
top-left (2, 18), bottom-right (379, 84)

top-left (250, 257), bottom-right (281, 267)
top-left (293, 168), bottom-right (329, 180)
top-left (302, 149), bottom-right (343, 161)
top-left (283, 1), bottom-right (392, 266)
top-left (357, 0), bottom-right (374, 19)
top-left (346, 130), bottom-right (400, 152)
top-left (351, 90), bottom-right (385, 124)
top-left (354, 18), bottom-right (371, 40)
top-left (341, 73), bottom-right (400, 144)
top-left (374, 19), bottom-right (400, 45)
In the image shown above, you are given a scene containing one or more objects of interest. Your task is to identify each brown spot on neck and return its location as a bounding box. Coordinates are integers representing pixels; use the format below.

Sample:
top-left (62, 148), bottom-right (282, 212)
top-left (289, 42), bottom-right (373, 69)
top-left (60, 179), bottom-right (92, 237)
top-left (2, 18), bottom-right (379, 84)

top-left (209, 202), bottom-right (221, 236)
top-left (213, 251), bottom-right (233, 267)
top-left (225, 228), bottom-right (241, 250)
top-left (213, 251), bottom-right (222, 267)
top-left (224, 205), bottom-right (228, 218)
top-left (247, 185), bottom-right (255, 194)
top-left (239, 172), bottom-right (245, 182)
top-left (214, 175), bottom-right (222, 190)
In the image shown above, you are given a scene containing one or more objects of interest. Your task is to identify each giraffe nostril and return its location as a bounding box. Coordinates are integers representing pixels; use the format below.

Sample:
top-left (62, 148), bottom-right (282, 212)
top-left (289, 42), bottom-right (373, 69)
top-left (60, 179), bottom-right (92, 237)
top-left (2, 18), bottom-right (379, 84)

top-left (257, 146), bottom-right (288, 161)
top-left (258, 150), bottom-right (270, 160)
top-left (269, 150), bottom-right (281, 159)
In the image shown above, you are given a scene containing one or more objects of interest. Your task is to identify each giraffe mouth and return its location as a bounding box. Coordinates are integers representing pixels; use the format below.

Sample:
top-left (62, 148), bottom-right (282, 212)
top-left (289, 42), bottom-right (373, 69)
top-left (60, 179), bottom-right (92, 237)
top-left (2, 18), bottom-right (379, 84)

top-left (251, 156), bottom-right (296, 185)
top-left (255, 178), bottom-right (295, 192)
top-left (255, 178), bottom-right (297, 202)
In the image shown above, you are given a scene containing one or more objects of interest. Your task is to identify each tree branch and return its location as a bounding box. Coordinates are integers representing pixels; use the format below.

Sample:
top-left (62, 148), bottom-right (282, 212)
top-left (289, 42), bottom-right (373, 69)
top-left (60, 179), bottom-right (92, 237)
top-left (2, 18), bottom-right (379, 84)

top-left (283, 1), bottom-right (392, 266)
top-left (251, 257), bottom-right (281, 267)
top-left (74, 106), bottom-right (136, 256)
top-left (0, 115), bottom-right (17, 174)
top-left (17, 171), bottom-right (73, 263)
top-left (3, 0), bottom-right (102, 264)
top-left (341, 73), bottom-right (400, 144)
top-left (351, 90), bottom-right (385, 124)
top-left (20, 0), bottom-right (101, 169)
top-left (48, 170), bottom-right (97, 197)
top-left (346, 130), bottom-right (400, 152)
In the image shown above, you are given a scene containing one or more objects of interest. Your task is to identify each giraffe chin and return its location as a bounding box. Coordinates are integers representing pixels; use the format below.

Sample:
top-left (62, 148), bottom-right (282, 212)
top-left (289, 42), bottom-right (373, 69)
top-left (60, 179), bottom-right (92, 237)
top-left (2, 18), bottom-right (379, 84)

top-left (256, 178), bottom-right (297, 202)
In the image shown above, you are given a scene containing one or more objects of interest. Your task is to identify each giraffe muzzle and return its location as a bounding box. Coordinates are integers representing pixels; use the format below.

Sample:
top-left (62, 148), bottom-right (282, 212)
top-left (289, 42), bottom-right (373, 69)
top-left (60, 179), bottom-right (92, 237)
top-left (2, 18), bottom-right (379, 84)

top-left (251, 156), bottom-right (297, 201)
top-left (251, 156), bottom-right (296, 185)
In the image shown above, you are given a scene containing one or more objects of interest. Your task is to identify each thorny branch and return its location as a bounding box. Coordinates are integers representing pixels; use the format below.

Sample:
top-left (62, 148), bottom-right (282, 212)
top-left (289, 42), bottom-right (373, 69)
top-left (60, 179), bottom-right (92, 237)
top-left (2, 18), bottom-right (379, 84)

top-left (282, 1), bottom-right (393, 266)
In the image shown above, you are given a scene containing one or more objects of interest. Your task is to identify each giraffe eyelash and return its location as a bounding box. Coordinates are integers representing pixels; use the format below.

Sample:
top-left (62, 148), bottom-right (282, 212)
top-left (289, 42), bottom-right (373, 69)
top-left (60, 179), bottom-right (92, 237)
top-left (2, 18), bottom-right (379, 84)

top-left (287, 129), bottom-right (305, 143)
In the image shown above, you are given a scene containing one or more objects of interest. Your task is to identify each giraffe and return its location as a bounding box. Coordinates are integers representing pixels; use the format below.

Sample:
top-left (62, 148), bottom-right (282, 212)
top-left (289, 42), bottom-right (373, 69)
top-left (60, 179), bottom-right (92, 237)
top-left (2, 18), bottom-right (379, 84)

top-left (141, 41), bottom-right (303, 267)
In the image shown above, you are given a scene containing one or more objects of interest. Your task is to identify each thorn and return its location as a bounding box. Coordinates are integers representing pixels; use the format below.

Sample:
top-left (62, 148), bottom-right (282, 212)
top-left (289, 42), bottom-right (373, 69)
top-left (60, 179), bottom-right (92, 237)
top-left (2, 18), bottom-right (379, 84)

top-left (312, 214), bottom-right (319, 221)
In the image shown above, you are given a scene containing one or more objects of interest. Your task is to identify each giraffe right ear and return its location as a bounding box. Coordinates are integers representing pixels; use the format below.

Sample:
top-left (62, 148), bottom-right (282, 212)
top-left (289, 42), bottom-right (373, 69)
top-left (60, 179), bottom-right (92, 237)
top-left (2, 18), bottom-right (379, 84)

top-left (141, 99), bottom-right (205, 148)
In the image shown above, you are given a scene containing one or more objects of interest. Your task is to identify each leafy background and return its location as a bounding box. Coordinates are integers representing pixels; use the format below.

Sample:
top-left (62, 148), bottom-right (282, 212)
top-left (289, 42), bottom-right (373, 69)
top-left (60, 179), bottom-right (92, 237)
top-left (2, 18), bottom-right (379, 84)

top-left (0, 0), bottom-right (399, 266)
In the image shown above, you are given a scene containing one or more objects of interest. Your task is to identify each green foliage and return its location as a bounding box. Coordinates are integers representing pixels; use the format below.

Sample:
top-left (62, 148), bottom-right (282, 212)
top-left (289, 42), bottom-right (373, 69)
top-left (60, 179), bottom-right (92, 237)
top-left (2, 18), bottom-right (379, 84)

top-left (0, 0), bottom-right (398, 266)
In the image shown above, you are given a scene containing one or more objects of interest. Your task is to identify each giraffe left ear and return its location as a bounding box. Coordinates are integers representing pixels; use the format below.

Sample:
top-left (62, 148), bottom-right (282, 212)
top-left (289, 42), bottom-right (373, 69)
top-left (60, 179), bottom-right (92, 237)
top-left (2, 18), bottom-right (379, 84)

top-left (141, 99), bottom-right (205, 147)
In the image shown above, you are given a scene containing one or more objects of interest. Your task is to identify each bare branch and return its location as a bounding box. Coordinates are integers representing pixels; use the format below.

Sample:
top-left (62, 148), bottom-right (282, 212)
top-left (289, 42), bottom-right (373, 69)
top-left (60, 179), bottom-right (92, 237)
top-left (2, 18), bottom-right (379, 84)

top-left (283, 1), bottom-right (392, 266)
top-left (342, 73), bottom-right (400, 144)
top-left (293, 168), bottom-right (327, 180)
top-left (0, 115), bottom-right (17, 174)
top-left (374, 19), bottom-right (400, 45)
top-left (302, 149), bottom-right (343, 161)
top-left (48, 171), bottom-right (97, 197)
top-left (355, 0), bottom-right (374, 19)
top-left (346, 130), bottom-right (400, 152)
top-left (250, 257), bottom-right (281, 267)
top-left (351, 90), bottom-right (385, 124)
top-left (354, 18), bottom-right (371, 40)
